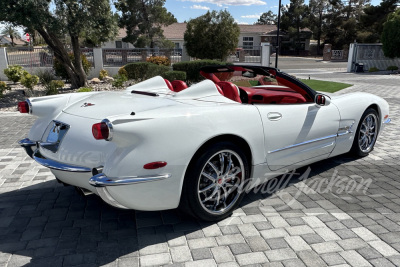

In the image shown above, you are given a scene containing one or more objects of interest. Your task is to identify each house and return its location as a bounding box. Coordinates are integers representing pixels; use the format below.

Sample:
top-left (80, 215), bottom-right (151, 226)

top-left (103, 23), bottom-right (312, 55)
top-left (0, 35), bottom-right (27, 46)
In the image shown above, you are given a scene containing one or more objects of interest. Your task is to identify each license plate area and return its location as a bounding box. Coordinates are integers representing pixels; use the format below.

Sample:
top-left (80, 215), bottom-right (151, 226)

top-left (41, 120), bottom-right (70, 153)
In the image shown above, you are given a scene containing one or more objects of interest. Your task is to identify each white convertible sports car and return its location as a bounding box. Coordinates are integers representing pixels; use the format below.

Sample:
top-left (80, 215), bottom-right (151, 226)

top-left (18, 65), bottom-right (390, 221)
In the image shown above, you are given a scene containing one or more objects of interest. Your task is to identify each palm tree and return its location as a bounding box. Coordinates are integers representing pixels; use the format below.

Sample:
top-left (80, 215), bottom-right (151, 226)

top-left (1, 25), bottom-right (21, 46)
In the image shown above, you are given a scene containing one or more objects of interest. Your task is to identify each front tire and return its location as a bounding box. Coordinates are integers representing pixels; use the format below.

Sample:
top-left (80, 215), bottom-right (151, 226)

top-left (181, 142), bottom-right (249, 221)
top-left (351, 108), bottom-right (379, 157)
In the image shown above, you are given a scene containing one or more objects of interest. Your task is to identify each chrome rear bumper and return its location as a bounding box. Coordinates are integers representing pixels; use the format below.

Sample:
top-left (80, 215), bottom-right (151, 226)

top-left (89, 173), bottom-right (171, 187)
top-left (33, 149), bottom-right (92, 172)
top-left (18, 138), bottom-right (37, 158)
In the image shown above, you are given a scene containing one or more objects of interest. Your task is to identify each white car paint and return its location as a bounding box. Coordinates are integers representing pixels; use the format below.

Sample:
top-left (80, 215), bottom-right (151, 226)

top-left (21, 75), bottom-right (390, 211)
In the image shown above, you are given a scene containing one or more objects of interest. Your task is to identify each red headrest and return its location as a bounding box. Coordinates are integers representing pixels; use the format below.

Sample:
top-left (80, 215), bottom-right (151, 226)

top-left (164, 79), bottom-right (173, 91)
top-left (216, 82), bottom-right (241, 103)
top-left (171, 80), bottom-right (188, 92)
top-left (215, 84), bottom-right (224, 95)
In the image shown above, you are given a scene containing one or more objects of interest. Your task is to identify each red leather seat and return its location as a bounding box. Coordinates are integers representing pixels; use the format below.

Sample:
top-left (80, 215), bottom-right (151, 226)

top-left (171, 80), bottom-right (188, 92)
top-left (216, 82), bottom-right (242, 103)
top-left (164, 79), bottom-right (173, 91)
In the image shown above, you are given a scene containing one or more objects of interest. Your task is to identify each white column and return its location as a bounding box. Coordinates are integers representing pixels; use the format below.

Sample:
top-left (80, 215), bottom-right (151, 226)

top-left (181, 45), bottom-right (190, 62)
top-left (261, 42), bottom-right (271, 67)
top-left (89, 48), bottom-right (104, 79)
top-left (347, 43), bottom-right (356, 73)
top-left (0, 48), bottom-right (8, 80)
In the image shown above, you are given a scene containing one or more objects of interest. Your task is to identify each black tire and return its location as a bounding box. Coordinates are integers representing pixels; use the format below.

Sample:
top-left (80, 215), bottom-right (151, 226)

top-left (180, 142), bottom-right (249, 221)
top-left (350, 108), bottom-right (380, 157)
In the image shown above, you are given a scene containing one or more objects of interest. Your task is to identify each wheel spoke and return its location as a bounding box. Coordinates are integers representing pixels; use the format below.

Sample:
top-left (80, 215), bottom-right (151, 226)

top-left (202, 187), bottom-right (218, 203)
top-left (227, 166), bottom-right (241, 178)
top-left (207, 162), bottom-right (220, 175)
top-left (219, 153), bottom-right (225, 174)
top-left (202, 172), bottom-right (216, 182)
top-left (224, 153), bottom-right (233, 176)
top-left (215, 190), bottom-right (221, 208)
top-left (199, 183), bottom-right (216, 193)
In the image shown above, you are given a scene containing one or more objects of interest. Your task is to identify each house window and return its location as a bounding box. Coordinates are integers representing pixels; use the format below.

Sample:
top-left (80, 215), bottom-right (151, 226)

top-left (243, 37), bottom-right (254, 49)
top-left (175, 43), bottom-right (180, 49)
top-left (116, 41), bottom-right (122, 48)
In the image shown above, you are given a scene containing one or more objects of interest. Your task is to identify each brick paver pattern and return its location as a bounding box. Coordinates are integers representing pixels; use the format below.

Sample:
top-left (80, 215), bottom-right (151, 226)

top-left (0, 71), bottom-right (399, 266)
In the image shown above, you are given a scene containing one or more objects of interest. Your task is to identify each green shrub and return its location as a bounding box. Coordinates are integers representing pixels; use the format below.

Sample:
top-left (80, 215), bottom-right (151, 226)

top-left (368, 67), bottom-right (379, 72)
top-left (99, 69), bottom-right (108, 80)
top-left (21, 71), bottom-right (39, 90)
top-left (45, 80), bottom-right (65, 95)
top-left (4, 65), bottom-right (25, 83)
top-left (162, 71), bottom-right (187, 81)
top-left (112, 74), bottom-right (128, 88)
top-left (172, 60), bottom-right (230, 84)
top-left (77, 87), bottom-right (93, 92)
top-left (53, 53), bottom-right (91, 81)
top-left (124, 62), bottom-right (169, 81)
top-left (118, 66), bottom-right (128, 77)
top-left (387, 66), bottom-right (399, 71)
top-left (0, 81), bottom-right (10, 98)
top-left (36, 69), bottom-right (55, 85)
top-left (147, 56), bottom-right (170, 66)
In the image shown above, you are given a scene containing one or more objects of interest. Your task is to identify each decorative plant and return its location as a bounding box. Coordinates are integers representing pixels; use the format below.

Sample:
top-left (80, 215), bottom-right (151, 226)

top-left (0, 81), bottom-right (10, 97)
top-left (21, 71), bottom-right (39, 90)
top-left (45, 80), bottom-right (65, 95)
top-left (146, 56), bottom-right (170, 66)
top-left (4, 65), bottom-right (24, 83)
top-left (99, 69), bottom-right (109, 80)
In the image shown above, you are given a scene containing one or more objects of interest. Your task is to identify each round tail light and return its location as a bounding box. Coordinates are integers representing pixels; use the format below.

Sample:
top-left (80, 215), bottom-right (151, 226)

top-left (18, 101), bottom-right (30, 113)
top-left (92, 119), bottom-right (113, 141)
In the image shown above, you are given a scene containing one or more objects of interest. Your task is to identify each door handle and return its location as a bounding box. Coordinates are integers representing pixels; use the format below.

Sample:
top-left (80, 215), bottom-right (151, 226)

top-left (267, 112), bottom-right (282, 121)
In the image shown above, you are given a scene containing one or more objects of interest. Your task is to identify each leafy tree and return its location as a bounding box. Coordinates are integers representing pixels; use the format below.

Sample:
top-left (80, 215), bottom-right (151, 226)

top-left (184, 10), bottom-right (240, 61)
top-left (0, 0), bottom-right (118, 88)
top-left (357, 0), bottom-right (399, 43)
top-left (308, 0), bottom-right (329, 54)
top-left (115, 0), bottom-right (177, 48)
top-left (256, 11), bottom-right (277, 25)
top-left (382, 9), bottom-right (400, 58)
top-left (281, 0), bottom-right (310, 54)
top-left (1, 24), bottom-right (21, 46)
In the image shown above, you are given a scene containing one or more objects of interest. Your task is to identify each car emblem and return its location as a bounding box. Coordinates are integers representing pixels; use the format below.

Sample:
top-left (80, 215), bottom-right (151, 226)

top-left (81, 102), bottom-right (95, 107)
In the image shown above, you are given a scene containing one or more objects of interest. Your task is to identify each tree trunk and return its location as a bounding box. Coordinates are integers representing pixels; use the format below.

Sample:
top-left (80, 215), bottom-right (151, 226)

top-left (37, 28), bottom-right (87, 88)
top-left (317, 10), bottom-right (323, 55)
top-left (70, 34), bottom-right (88, 88)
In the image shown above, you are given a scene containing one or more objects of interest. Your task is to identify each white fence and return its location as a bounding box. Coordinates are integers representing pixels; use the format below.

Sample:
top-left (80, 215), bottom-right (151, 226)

top-left (0, 45), bottom-right (270, 80)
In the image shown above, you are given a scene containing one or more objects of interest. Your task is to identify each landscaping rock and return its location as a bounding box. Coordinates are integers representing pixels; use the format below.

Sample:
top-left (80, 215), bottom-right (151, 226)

top-left (90, 78), bottom-right (101, 84)
top-left (103, 76), bottom-right (114, 83)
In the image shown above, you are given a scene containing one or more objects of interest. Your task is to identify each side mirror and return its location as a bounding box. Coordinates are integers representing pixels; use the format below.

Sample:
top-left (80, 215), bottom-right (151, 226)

top-left (315, 94), bottom-right (331, 106)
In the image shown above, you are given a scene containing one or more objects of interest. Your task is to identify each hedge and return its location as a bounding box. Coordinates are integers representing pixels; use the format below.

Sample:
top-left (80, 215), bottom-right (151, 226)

top-left (124, 62), bottom-right (170, 81)
top-left (172, 60), bottom-right (230, 84)
top-left (162, 71), bottom-right (186, 81)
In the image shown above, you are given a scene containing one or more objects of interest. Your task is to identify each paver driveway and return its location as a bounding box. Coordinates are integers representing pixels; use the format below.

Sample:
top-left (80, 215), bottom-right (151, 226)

top-left (0, 71), bottom-right (399, 267)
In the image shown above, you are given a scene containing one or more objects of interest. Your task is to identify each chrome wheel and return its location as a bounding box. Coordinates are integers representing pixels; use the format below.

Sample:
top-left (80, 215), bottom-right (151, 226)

top-left (197, 150), bottom-right (244, 215)
top-left (358, 113), bottom-right (378, 153)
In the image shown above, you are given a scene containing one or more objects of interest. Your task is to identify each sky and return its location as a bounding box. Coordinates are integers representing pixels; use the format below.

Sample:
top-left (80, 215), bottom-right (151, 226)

top-left (165, 0), bottom-right (382, 24)
top-left (0, 0), bottom-right (382, 35)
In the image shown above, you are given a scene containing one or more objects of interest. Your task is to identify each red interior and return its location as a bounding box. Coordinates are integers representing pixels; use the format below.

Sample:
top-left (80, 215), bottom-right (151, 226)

top-left (200, 69), bottom-right (309, 104)
top-left (216, 82), bottom-right (242, 103)
top-left (164, 79), bottom-right (173, 91)
top-left (171, 80), bottom-right (188, 92)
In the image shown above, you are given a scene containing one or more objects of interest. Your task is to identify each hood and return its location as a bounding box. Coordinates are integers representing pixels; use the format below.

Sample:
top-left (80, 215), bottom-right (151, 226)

top-left (63, 91), bottom-right (179, 119)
